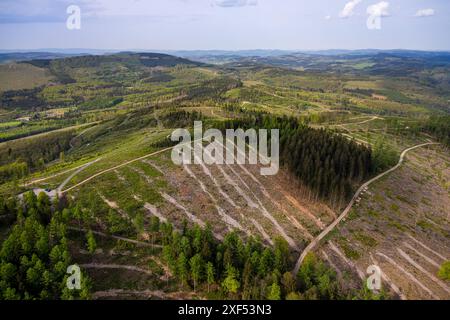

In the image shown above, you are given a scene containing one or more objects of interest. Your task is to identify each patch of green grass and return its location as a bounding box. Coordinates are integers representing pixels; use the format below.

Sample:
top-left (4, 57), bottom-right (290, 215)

top-left (390, 203), bottom-right (400, 212)
top-left (387, 218), bottom-right (406, 231)
top-left (338, 238), bottom-right (361, 260)
top-left (438, 261), bottom-right (450, 281)
top-left (385, 189), bottom-right (394, 199)
top-left (323, 228), bottom-right (339, 242)
top-left (417, 220), bottom-right (434, 231)
top-left (347, 209), bottom-right (359, 220)
top-left (0, 121), bottom-right (21, 129)
top-left (366, 209), bottom-right (380, 217)
top-left (119, 166), bottom-right (163, 205)
top-left (373, 194), bottom-right (385, 204)
top-left (353, 232), bottom-right (377, 247)
top-left (351, 62), bottom-right (376, 70)
top-left (147, 259), bottom-right (164, 276)
top-left (0, 63), bottom-right (53, 92)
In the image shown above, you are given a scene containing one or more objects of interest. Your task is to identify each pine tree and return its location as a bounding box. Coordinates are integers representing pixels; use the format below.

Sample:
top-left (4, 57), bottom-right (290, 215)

top-left (258, 248), bottom-right (273, 276)
top-left (86, 230), bottom-right (96, 254)
top-left (176, 253), bottom-right (189, 287)
top-left (206, 262), bottom-right (215, 293)
top-left (189, 254), bottom-right (203, 291)
top-left (267, 282), bottom-right (281, 300)
top-left (222, 265), bottom-right (240, 296)
top-left (281, 271), bottom-right (296, 295)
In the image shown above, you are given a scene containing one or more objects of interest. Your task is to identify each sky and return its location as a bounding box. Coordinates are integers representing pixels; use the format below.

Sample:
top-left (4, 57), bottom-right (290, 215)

top-left (0, 0), bottom-right (449, 51)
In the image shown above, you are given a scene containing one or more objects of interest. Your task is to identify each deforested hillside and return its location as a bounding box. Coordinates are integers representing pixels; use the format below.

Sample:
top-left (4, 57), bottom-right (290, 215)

top-left (0, 51), bottom-right (449, 300)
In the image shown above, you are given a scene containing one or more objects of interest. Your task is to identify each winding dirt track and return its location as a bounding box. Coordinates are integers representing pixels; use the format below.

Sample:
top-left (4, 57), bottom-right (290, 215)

top-left (68, 227), bottom-right (162, 248)
top-left (60, 138), bottom-right (202, 194)
top-left (293, 142), bottom-right (439, 274)
top-left (24, 158), bottom-right (100, 187)
top-left (56, 158), bottom-right (101, 193)
top-left (80, 263), bottom-right (153, 275)
top-left (336, 116), bottom-right (383, 127)
top-left (34, 130), bottom-right (440, 280)
top-left (0, 121), bottom-right (100, 147)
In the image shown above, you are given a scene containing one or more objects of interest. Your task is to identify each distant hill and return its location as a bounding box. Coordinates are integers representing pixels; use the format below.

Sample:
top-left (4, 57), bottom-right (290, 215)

top-left (155, 49), bottom-right (449, 68)
top-left (0, 51), bottom-right (204, 68)
top-left (24, 52), bottom-right (203, 69)
top-left (0, 52), bottom-right (83, 64)
top-left (4, 49), bottom-right (450, 65)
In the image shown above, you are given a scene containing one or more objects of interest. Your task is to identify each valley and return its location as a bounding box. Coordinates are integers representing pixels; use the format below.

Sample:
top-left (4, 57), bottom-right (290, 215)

top-left (0, 51), bottom-right (449, 300)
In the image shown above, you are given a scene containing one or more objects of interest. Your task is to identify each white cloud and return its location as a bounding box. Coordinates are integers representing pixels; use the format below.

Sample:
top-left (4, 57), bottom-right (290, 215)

top-left (415, 8), bottom-right (435, 18)
top-left (367, 1), bottom-right (390, 18)
top-left (325, 15), bottom-right (331, 20)
top-left (339, 0), bottom-right (361, 19)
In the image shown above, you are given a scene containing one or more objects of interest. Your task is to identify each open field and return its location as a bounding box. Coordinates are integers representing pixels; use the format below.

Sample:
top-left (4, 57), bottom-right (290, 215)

top-left (0, 63), bottom-right (54, 92)
top-left (317, 145), bottom-right (450, 299)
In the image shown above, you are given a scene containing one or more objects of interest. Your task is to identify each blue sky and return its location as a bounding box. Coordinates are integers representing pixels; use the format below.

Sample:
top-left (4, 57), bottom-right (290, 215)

top-left (0, 0), bottom-right (449, 51)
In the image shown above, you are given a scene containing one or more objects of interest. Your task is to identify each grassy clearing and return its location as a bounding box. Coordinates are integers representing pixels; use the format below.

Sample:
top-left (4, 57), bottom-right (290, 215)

top-left (0, 121), bottom-right (21, 129)
top-left (352, 232), bottom-right (377, 247)
top-left (0, 63), bottom-right (53, 92)
top-left (337, 237), bottom-right (361, 260)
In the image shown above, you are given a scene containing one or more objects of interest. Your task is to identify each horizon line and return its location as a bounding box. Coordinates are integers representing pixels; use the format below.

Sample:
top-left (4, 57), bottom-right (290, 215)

top-left (1, 48), bottom-right (450, 53)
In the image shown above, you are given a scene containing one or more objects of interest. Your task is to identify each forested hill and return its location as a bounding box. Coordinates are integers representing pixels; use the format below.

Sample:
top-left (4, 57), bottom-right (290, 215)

top-left (221, 115), bottom-right (374, 206)
top-left (0, 52), bottom-right (79, 64)
top-left (0, 52), bottom-right (206, 111)
top-left (25, 52), bottom-right (203, 69)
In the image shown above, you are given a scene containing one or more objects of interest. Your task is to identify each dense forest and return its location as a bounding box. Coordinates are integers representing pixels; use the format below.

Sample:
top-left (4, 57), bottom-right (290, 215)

top-left (219, 115), bottom-right (374, 205)
top-left (0, 193), bottom-right (386, 300)
top-left (159, 220), bottom-right (342, 300)
top-left (422, 116), bottom-right (450, 147)
top-left (0, 130), bottom-right (74, 170)
top-left (183, 77), bottom-right (242, 101)
top-left (139, 216), bottom-right (385, 299)
top-left (0, 119), bottom-right (79, 143)
top-left (146, 111), bottom-right (374, 205)
top-left (0, 87), bottom-right (47, 111)
top-left (0, 161), bottom-right (28, 185)
top-left (0, 193), bottom-right (90, 300)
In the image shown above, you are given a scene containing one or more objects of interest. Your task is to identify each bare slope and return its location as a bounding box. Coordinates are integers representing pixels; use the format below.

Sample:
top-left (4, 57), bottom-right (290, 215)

top-left (316, 145), bottom-right (450, 299)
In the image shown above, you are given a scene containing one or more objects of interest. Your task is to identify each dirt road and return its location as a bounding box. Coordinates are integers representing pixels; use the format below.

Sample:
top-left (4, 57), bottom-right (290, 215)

top-left (61, 143), bottom-right (186, 193)
top-left (56, 158), bottom-right (101, 193)
top-left (0, 121), bottom-right (99, 147)
top-left (293, 142), bottom-right (439, 274)
top-left (68, 227), bottom-right (162, 248)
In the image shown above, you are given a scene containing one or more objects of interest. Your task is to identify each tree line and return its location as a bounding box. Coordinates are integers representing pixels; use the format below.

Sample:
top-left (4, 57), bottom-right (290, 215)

top-left (0, 130), bottom-right (74, 171)
top-left (152, 217), bottom-right (386, 300)
top-left (157, 219), bottom-right (343, 299)
top-left (218, 115), bottom-right (374, 206)
top-left (0, 192), bottom-right (388, 300)
top-left (0, 161), bottom-right (28, 185)
top-left (422, 116), bottom-right (450, 147)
